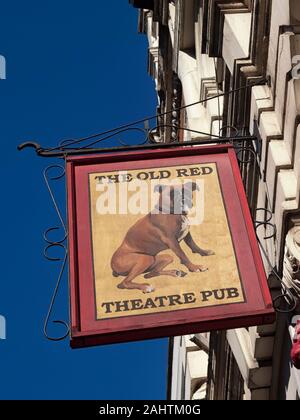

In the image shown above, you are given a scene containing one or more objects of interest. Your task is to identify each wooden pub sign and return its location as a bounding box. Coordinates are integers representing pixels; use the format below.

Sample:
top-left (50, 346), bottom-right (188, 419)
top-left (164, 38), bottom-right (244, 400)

top-left (66, 144), bottom-right (275, 348)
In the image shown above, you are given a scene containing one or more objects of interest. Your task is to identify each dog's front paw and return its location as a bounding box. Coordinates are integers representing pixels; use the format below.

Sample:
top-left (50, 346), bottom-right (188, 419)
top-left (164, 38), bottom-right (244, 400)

top-left (142, 284), bottom-right (155, 293)
top-left (186, 263), bottom-right (208, 273)
top-left (198, 249), bottom-right (215, 256)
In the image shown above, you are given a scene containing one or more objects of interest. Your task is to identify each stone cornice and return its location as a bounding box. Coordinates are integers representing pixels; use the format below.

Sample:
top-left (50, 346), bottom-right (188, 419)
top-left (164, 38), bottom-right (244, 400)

top-left (201, 0), bottom-right (251, 57)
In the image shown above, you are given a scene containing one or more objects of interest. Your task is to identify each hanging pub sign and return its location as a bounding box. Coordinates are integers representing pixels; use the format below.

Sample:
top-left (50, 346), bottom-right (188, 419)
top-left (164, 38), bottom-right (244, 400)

top-left (67, 144), bottom-right (275, 348)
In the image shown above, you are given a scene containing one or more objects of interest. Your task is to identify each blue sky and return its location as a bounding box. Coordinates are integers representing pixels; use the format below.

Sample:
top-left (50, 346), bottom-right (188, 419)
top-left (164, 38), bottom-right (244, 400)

top-left (0, 1), bottom-right (169, 399)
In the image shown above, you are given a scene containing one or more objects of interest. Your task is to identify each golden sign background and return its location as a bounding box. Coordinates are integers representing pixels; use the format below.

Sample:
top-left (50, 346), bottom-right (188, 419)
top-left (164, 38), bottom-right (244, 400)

top-left (89, 163), bottom-right (244, 319)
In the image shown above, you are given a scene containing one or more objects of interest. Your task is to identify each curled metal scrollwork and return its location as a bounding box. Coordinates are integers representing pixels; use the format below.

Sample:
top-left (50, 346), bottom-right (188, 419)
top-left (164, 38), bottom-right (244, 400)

top-left (55, 127), bottom-right (150, 151)
top-left (254, 207), bottom-right (298, 312)
top-left (272, 290), bottom-right (298, 314)
top-left (255, 208), bottom-right (277, 241)
top-left (148, 124), bottom-right (221, 143)
top-left (17, 124), bottom-right (258, 158)
top-left (43, 165), bottom-right (69, 341)
top-left (235, 146), bottom-right (257, 165)
top-left (219, 125), bottom-right (239, 138)
top-left (257, 230), bottom-right (298, 314)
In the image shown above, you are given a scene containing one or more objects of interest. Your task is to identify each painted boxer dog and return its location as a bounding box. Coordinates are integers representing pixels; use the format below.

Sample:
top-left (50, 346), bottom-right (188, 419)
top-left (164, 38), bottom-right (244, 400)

top-left (111, 182), bottom-right (214, 293)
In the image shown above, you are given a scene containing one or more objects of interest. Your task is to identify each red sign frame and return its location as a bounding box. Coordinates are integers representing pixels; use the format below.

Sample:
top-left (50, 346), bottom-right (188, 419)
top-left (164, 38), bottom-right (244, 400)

top-left (67, 144), bottom-right (275, 348)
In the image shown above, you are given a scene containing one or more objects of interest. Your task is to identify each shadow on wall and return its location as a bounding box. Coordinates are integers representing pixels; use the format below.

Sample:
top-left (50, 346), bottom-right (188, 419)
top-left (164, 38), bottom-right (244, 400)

top-left (291, 0), bottom-right (300, 24)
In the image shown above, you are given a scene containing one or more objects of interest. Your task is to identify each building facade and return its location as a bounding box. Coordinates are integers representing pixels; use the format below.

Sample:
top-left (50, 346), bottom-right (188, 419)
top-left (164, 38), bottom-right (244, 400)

top-left (130, 0), bottom-right (300, 400)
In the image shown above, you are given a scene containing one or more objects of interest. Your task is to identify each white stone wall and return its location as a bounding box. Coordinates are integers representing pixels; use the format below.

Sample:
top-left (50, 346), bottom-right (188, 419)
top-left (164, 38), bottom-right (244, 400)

top-left (169, 335), bottom-right (209, 400)
top-left (143, 0), bottom-right (300, 400)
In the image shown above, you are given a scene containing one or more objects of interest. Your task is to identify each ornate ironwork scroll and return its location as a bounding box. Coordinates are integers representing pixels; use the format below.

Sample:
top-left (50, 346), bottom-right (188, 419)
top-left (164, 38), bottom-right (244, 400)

top-left (255, 214), bottom-right (298, 314)
top-left (43, 164), bottom-right (69, 341)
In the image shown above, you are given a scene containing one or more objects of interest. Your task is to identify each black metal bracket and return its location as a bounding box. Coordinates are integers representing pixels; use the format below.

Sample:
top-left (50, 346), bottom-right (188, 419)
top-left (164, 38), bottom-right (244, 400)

top-left (43, 165), bottom-right (69, 341)
top-left (17, 135), bottom-right (257, 158)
